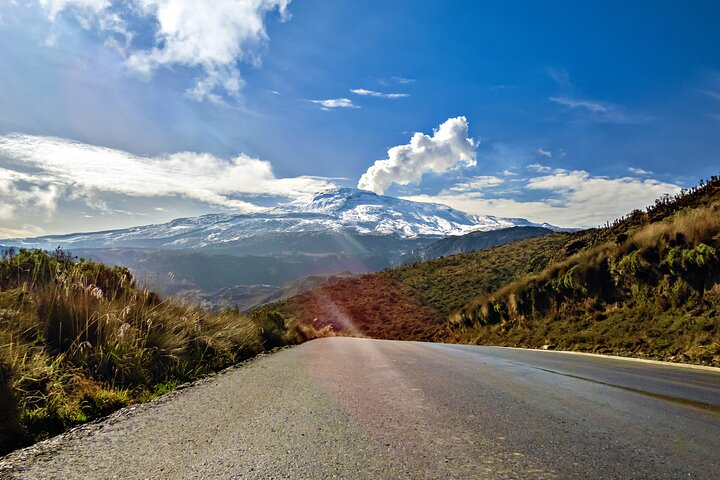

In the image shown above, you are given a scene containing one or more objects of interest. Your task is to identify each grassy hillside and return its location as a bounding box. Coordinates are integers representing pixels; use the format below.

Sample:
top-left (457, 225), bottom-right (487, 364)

top-left (451, 183), bottom-right (720, 365)
top-left (275, 175), bottom-right (720, 366)
top-left (275, 231), bottom-right (576, 339)
top-left (0, 249), bottom-right (322, 455)
top-left (400, 226), bottom-right (554, 263)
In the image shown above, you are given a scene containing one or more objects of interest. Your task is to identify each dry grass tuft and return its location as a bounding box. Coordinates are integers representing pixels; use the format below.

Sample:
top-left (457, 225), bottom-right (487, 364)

top-left (0, 249), bottom-right (300, 454)
top-left (451, 200), bottom-right (720, 366)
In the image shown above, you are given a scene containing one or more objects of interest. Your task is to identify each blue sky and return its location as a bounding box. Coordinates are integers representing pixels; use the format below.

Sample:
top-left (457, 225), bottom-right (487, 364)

top-left (0, 0), bottom-right (718, 236)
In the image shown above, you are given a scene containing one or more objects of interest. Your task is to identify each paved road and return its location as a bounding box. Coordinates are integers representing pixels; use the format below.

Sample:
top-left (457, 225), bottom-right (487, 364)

top-left (2, 337), bottom-right (719, 479)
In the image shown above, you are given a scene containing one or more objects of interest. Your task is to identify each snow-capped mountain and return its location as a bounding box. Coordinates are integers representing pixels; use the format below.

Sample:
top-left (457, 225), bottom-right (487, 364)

top-left (284, 188), bottom-right (552, 236)
top-left (0, 188), bottom-right (561, 309)
top-left (2, 188), bottom-right (554, 251)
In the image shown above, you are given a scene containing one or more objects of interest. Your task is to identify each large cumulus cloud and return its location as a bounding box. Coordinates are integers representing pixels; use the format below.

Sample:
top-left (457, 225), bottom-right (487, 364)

top-left (358, 116), bottom-right (476, 194)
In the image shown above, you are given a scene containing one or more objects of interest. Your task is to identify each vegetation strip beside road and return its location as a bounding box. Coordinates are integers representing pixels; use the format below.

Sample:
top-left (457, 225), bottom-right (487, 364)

top-left (0, 249), bottom-right (323, 454)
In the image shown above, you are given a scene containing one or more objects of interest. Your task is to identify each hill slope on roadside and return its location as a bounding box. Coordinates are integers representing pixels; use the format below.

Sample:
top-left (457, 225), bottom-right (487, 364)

top-left (450, 181), bottom-right (720, 365)
top-left (274, 231), bottom-right (575, 340)
top-left (0, 249), bottom-right (320, 455)
top-left (271, 176), bottom-right (720, 365)
top-left (400, 226), bottom-right (554, 263)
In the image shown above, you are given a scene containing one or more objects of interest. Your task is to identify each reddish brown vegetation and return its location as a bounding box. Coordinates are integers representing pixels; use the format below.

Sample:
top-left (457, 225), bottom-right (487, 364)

top-left (282, 275), bottom-right (444, 341)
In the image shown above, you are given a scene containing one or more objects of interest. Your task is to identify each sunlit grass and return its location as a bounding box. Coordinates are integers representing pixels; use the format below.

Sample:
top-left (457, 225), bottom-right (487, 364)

top-left (0, 249), bottom-right (323, 454)
top-left (450, 182), bottom-right (720, 365)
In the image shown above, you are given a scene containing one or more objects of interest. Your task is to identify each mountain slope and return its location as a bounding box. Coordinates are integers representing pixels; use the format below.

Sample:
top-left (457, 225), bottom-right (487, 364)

top-left (450, 184), bottom-right (720, 364)
top-left (401, 226), bottom-right (554, 263)
top-left (1, 188), bottom-right (557, 309)
top-left (1, 188), bottom-right (554, 251)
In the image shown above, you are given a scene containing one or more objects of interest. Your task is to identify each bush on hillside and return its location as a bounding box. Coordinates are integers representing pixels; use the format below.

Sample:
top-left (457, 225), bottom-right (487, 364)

top-left (0, 249), bottom-right (299, 454)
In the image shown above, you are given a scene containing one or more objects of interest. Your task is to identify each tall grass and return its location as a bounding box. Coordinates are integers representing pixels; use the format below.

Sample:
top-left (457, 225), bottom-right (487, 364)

top-left (449, 202), bottom-right (720, 364)
top-left (0, 249), bottom-right (316, 454)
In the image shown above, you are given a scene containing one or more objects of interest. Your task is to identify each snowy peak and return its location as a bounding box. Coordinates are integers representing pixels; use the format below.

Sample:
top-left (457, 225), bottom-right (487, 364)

top-left (284, 187), bottom-right (383, 214)
top-left (280, 187), bottom-right (547, 237)
top-left (1, 188), bottom-right (557, 250)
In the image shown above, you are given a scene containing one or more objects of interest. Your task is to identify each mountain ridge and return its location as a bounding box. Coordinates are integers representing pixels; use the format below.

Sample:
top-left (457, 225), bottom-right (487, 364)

top-left (1, 188), bottom-right (557, 250)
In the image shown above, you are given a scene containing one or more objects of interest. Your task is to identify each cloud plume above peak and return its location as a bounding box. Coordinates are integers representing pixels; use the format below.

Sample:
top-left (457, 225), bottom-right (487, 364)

top-left (357, 116), bottom-right (476, 194)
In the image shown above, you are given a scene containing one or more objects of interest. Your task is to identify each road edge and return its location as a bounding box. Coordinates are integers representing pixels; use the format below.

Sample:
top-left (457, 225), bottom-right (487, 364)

top-left (491, 345), bottom-right (720, 372)
top-left (0, 345), bottom-right (296, 470)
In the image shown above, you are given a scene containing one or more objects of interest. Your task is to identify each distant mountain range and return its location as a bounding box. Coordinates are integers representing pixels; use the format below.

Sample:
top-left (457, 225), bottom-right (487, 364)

top-left (0, 188), bottom-right (560, 309)
top-left (401, 226), bottom-right (555, 264)
top-left (2, 188), bottom-right (556, 251)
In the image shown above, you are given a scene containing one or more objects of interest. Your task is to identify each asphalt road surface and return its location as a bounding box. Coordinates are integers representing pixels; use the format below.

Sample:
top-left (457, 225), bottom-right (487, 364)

top-left (2, 337), bottom-right (719, 479)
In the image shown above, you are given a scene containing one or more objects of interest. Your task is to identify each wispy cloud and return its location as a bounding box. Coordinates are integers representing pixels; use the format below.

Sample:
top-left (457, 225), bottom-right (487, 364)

top-left (309, 98), bottom-right (360, 110)
top-left (549, 96), bottom-right (649, 124)
top-left (0, 133), bottom-right (334, 228)
top-left (537, 147), bottom-right (552, 158)
top-left (528, 163), bottom-right (552, 173)
top-left (391, 76), bottom-right (414, 84)
top-left (550, 96), bottom-right (612, 113)
top-left (443, 176), bottom-right (504, 193)
top-left (628, 167), bottom-right (653, 175)
top-left (545, 66), bottom-right (571, 87)
top-left (350, 88), bottom-right (409, 99)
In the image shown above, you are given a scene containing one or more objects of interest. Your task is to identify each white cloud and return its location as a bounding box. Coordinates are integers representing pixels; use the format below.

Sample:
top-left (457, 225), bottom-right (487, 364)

top-left (550, 96), bottom-right (611, 113)
top-left (39, 0), bottom-right (109, 20)
top-left (126, 0), bottom-right (289, 102)
top-left (403, 170), bottom-right (682, 228)
top-left (36, 0), bottom-right (290, 102)
top-left (0, 167), bottom-right (62, 221)
top-left (310, 98), bottom-right (360, 110)
top-left (537, 147), bottom-right (552, 158)
top-left (0, 134), bottom-right (334, 220)
top-left (444, 176), bottom-right (504, 193)
top-left (38, 0), bottom-right (130, 42)
top-left (350, 88), bottom-right (409, 99)
top-left (357, 116), bottom-right (476, 194)
top-left (628, 167), bottom-right (653, 175)
top-left (527, 163), bottom-right (552, 173)
top-left (391, 76), bottom-right (414, 84)
top-left (549, 96), bottom-right (650, 124)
